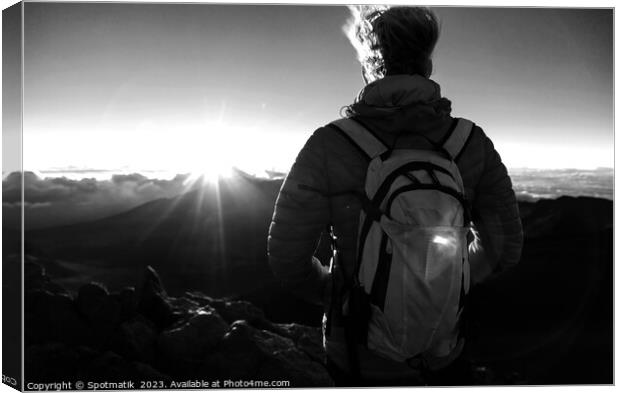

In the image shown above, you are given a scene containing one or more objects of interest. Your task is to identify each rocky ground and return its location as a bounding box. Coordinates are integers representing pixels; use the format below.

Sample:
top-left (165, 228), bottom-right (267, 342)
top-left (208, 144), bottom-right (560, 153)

top-left (23, 260), bottom-right (543, 387)
top-left (18, 195), bottom-right (613, 386)
top-left (25, 263), bottom-right (332, 387)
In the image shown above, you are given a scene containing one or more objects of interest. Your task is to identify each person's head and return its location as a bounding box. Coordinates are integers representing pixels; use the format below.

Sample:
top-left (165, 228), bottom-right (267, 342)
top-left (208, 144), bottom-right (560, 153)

top-left (344, 6), bottom-right (440, 83)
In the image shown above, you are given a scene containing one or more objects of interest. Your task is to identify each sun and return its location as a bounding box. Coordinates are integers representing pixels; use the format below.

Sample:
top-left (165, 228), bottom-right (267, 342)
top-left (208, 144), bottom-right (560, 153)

top-left (172, 122), bottom-right (242, 185)
top-left (184, 168), bottom-right (233, 186)
top-left (182, 151), bottom-right (235, 186)
top-left (176, 123), bottom-right (265, 184)
top-left (169, 121), bottom-right (304, 186)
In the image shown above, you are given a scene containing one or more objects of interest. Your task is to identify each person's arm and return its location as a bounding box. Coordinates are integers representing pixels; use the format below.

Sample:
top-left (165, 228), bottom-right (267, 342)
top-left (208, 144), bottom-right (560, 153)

top-left (268, 129), bottom-right (331, 306)
top-left (468, 132), bottom-right (524, 285)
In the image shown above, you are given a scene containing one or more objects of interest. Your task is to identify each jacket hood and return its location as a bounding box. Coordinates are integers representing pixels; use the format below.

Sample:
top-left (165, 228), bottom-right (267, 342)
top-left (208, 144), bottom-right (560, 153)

top-left (346, 74), bottom-right (454, 139)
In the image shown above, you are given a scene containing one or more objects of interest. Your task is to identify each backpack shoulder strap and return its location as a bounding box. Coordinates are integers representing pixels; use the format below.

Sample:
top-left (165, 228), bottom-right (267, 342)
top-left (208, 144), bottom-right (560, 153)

top-left (330, 118), bottom-right (389, 160)
top-left (442, 118), bottom-right (474, 160)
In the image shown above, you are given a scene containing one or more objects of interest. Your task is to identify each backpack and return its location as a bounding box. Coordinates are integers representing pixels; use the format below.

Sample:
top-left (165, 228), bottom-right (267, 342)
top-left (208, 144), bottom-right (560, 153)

top-left (329, 117), bottom-right (474, 367)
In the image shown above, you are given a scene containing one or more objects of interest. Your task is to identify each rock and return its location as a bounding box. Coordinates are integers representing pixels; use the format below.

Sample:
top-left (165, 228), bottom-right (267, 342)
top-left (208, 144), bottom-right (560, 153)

top-left (109, 315), bottom-right (158, 363)
top-left (201, 320), bottom-right (264, 379)
top-left (251, 326), bottom-right (332, 386)
top-left (87, 352), bottom-right (172, 383)
top-left (25, 290), bottom-right (91, 347)
top-left (41, 280), bottom-right (69, 296)
top-left (203, 320), bottom-right (332, 387)
top-left (25, 343), bottom-right (83, 382)
top-left (274, 323), bottom-right (325, 363)
top-left (25, 343), bottom-right (171, 384)
top-left (24, 261), bottom-right (45, 286)
top-left (168, 296), bottom-right (201, 320)
top-left (257, 347), bottom-right (333, 387)
top-left (211, 299), bottom-right (273, 330)
top-left (76, 282), bottom-right (108, 316)
top-left (157, 309), bottom-right (229, 362)
top-left (117, 286), bottom-right (138, 321)
top-left (76, 282), bottom-right (121, 348)
top-left (185, 291), bottom-right (215, 306)
top-left (130, 361), bottom-right (172, 382)
top-left (137, 266), bottom-right (176, 328)
top-left (24, 265), bottom-right (333, 387)
top-left (24, 260), bottom-right (68, 295)
top-left (87, 351), bottom-right (138, 381)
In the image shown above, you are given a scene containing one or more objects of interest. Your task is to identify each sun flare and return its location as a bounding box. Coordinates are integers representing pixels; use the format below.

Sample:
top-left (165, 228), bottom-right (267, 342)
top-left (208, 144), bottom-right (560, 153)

top-left (182, 152), bottom-right (235, 185)
top-left (183, 167), bottom-right (233, 186)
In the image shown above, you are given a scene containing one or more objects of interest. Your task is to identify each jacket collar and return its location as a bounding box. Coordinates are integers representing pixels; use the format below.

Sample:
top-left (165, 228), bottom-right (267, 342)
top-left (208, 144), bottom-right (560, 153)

top-left (346, 74), bottom-right (453, 136)
top-left (356, 74), bottom-right (442, 108)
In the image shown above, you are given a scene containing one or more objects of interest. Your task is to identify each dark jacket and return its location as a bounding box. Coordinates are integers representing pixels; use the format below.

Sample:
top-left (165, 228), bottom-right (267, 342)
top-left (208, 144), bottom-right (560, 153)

top-left (267, 75), bottom-right (523, 378)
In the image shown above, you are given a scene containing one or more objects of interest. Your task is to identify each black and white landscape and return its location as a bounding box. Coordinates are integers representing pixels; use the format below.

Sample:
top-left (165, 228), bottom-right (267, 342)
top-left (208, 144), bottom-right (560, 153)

top-left (4, 3), bottom-right (613, 388)
top-left (3, 168), bottom-right (613, 385)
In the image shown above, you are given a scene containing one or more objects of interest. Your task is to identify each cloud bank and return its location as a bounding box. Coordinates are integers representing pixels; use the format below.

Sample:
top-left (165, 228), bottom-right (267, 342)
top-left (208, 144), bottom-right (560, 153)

top-left (3, 172), bottom-right (192, 229)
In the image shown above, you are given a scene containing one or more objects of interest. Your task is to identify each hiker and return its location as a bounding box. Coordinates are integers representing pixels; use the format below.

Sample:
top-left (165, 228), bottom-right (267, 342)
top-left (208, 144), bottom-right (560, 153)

top-left (268, 6), bottom-right (523, 386)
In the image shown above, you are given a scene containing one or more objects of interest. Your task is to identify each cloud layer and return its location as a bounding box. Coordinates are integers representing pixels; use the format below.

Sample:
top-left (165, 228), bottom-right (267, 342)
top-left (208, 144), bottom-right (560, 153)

top-left (3, 172), bottom-right (192, 229)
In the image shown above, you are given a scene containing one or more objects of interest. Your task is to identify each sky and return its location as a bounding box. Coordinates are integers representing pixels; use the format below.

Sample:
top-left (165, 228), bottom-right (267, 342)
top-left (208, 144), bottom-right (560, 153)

top-left (17, 3), bottom-right (613, 178)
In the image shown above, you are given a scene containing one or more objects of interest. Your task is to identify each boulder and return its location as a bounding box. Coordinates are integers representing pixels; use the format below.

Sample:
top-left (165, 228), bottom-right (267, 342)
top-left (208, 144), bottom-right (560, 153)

top-left (273, 323), bottom-right (325, 363)
top-left (168, 296), bottom-right (202, 320)
top-left (23, 265), bottom-right (333, 386)
top-left (211, 299), bottom-right (273, 330)
top-left (185, 291), bottom-right (215, 306)
top-left (201, 320), bottom-right (264, 379)
top-left (109, 315), bottom-right (158, 363)
top-left (137, 266), bottom-right (176, 328)
top-left (113, 286), bottom-right (138, 321)
top-left (251, 325), bottom-right (332, 386)
top-left (76, 282), bottom-right (122, 348)
top-left (203, 320), bottom-right (332, 387)
top-left (25, 343), bottom-right (87, 383)
top-left (25, 290), bottom-right (91, 347)
top-left (157, 308), bottom-right (229, 362)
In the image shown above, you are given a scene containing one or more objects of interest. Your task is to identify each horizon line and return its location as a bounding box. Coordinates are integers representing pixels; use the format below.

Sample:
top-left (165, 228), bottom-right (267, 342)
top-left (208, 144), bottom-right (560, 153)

top-left (2, 165), bottom-right (615, 181)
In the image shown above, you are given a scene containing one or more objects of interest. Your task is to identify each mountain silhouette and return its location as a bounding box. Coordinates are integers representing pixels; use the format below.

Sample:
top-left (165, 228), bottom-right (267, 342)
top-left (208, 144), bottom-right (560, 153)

top-left (19, 172), bottom-right (613, 383)
top-left (24, 169), bottom-right (286, 297)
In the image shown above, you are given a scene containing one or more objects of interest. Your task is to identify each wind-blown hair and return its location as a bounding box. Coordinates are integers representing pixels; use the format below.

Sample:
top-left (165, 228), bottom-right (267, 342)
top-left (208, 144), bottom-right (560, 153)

top-left (344, 6), bottom-right (440, 83)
